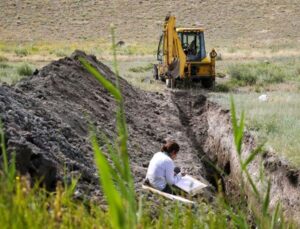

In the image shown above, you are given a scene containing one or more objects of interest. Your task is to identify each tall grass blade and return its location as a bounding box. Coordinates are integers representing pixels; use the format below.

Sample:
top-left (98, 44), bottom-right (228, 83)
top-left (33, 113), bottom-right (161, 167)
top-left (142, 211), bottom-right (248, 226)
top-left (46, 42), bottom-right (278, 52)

top-left (271, 202), bottom-right (281, 229)
top-left (242, 144), bottom-right (264, 170)
top-left (0, 121), bottom-right (8, 175)
top-left (230, 96), bottom-right (244, 154)
top-left (263, 179), bottom-right (271, 216)
top-left (91, 133), bottom-right (124, 228)
top-left (244, 170), bottom-right (260, 200)
top-left (110, 25), bottom-right (120, 89)
top-left (78, 57), bottom-right (122, 102)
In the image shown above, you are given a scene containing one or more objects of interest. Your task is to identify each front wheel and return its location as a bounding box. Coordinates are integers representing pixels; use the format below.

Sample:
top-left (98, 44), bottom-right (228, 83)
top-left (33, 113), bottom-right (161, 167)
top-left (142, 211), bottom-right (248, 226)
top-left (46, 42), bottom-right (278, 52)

top-left (202, 78), bottom-right (215, 89)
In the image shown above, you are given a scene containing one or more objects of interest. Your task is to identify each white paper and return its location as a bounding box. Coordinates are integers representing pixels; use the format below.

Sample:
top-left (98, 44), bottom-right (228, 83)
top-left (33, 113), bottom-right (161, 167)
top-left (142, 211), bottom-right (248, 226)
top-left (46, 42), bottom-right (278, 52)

top-left (175, 175), bottom-right (208, 195)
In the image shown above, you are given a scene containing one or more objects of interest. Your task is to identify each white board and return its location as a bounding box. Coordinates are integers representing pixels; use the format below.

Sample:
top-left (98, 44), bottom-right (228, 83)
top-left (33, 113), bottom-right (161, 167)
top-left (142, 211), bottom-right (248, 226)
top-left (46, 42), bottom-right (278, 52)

top-left (174, 175), bottom-right (208, 196)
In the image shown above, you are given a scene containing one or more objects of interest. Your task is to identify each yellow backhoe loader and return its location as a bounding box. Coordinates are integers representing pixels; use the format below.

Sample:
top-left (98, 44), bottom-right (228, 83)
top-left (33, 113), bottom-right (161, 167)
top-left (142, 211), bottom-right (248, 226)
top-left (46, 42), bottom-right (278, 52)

top-left (153, 15), bottom-right (217, 88)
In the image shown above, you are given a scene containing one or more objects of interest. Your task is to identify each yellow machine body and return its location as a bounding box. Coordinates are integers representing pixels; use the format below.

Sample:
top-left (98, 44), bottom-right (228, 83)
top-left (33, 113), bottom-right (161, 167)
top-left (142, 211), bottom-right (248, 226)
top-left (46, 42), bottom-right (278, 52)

top-left (154, 15), bottom-right (216, 88)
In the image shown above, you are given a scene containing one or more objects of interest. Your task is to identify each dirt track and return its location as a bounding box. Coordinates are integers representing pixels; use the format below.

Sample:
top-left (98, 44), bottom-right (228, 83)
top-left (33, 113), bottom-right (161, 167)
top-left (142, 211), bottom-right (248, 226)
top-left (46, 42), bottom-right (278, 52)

top-left (0, 51), bottom-right (299, 221)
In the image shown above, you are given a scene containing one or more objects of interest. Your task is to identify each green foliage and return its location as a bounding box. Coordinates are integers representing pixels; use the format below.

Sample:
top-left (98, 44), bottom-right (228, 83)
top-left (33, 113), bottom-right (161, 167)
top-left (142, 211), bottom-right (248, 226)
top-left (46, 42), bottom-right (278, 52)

top-left (17, 63), bottom-right (33, 76)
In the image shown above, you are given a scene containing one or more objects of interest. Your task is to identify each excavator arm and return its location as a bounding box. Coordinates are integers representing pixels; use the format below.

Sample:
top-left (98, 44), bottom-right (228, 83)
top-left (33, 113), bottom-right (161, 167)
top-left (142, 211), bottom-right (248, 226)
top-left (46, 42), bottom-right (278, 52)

top-left (163, 15), bottom-right (186, 79)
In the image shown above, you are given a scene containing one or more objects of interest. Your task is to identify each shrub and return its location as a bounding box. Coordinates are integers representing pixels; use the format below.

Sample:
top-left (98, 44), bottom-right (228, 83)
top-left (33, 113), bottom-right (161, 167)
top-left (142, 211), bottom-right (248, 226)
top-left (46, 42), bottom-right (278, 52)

top-left (14, 47), bottom-right (29, 57)
top-left (17, 63), bottom-right (33, 76)
top-left (228, 62), bottom-right (286, 87)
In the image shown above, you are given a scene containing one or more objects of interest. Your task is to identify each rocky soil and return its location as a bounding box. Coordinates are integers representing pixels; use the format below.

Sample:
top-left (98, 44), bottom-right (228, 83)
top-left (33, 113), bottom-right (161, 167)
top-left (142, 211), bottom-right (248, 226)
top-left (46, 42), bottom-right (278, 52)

top-left (0, 51), bottom-right (299, 222)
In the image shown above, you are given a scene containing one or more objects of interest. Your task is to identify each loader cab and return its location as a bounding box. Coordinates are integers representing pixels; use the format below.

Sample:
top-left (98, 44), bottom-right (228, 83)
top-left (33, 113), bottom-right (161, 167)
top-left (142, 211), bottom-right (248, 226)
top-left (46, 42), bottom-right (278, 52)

top-left (176, 28), bottom-right (206, 61)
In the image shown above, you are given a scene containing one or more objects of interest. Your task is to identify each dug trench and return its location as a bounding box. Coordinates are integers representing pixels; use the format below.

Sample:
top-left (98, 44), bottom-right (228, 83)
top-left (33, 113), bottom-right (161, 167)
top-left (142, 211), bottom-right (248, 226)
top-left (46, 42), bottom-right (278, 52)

top-left (0, 51), bottom-right (299, 222)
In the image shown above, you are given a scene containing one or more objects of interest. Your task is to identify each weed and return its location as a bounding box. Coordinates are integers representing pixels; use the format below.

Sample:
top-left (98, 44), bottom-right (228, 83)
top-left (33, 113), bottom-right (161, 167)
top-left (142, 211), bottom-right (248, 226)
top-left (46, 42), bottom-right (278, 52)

top-left (14, 47), bottom-right (30, 57)
top-left (17, 63), bottom-right (33, 76)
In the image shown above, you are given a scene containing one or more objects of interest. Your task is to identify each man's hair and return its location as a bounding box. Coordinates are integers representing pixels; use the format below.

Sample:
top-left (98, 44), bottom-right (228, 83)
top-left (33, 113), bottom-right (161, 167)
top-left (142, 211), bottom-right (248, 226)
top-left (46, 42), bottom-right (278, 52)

top-left (161, 140), bottom-right (180, 155)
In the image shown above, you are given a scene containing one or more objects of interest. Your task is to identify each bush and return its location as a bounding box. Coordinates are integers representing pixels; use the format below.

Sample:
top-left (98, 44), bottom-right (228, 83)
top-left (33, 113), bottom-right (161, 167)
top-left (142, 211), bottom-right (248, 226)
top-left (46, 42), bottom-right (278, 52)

top-left (15, 47), bottom-right (29, 57)
top-left (17, 63), bottom-right (33, 76)
top-left (228, 62), bottom-right (286, 87)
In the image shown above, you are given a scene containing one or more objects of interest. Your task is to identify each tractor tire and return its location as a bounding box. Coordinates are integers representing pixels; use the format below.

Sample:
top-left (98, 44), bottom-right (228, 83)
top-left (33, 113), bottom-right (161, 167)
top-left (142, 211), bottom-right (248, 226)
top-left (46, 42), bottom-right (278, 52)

top-left (153, 64), bottom-right (158, 80)
top-left (202, 78), bottom-right (214, 89)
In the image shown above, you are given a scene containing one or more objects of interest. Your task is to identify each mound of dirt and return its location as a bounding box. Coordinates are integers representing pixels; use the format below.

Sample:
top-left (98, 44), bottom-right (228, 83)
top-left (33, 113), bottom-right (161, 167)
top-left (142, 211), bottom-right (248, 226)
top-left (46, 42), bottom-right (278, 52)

top-left (0, 51), bottom-right (299, 222)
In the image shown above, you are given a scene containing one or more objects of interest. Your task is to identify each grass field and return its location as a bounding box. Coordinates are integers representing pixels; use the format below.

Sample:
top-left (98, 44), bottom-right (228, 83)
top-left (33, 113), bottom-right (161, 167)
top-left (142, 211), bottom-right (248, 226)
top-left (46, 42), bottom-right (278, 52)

top-left (209, 91), bottom-right (300, 166)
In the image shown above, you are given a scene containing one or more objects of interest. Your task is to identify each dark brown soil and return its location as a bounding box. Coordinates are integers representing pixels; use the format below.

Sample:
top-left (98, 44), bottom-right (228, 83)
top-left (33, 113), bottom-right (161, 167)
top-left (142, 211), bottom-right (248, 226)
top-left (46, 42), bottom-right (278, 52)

top-left (0, 51), bottom-right (299, 222)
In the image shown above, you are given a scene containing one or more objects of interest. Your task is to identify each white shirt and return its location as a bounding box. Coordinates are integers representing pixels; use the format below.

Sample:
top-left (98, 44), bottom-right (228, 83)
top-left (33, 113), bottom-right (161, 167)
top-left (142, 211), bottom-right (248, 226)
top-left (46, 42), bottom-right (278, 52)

top-left (146, 152), bottom-right (182, 190)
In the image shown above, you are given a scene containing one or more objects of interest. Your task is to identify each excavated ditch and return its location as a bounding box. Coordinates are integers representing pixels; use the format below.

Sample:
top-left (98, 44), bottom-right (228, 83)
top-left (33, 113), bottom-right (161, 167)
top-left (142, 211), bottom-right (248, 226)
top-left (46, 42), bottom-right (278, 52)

top-left (0, 51), bottom-right (299, 222)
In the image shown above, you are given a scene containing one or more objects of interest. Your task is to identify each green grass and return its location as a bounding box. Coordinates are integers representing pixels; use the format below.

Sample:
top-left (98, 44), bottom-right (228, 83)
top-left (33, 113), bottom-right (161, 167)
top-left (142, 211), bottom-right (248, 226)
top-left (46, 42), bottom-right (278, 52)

top-left (17, 63), bottom-right (34, 76)
top-left (209, 92), bottom-right (300, 166)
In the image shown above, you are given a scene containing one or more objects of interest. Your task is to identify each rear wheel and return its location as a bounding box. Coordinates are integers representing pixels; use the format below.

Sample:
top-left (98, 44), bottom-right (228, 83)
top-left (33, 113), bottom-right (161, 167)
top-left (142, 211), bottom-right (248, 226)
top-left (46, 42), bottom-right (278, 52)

top-left (202, 78), bottom-right (214, 89)
top-left (153, 64), bottom-right (158, 80)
